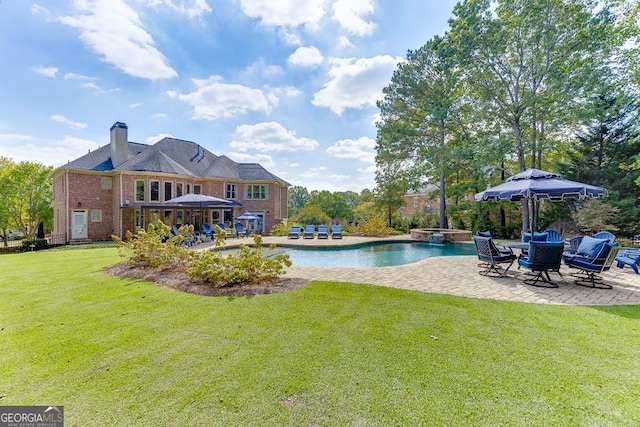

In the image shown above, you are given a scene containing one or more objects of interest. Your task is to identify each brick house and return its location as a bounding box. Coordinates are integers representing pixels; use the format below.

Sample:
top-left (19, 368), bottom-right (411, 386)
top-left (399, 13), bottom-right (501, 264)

top-left (401, 185), bottom-right (441, 218)
top-left (51, 122), bottom-right (289, 242)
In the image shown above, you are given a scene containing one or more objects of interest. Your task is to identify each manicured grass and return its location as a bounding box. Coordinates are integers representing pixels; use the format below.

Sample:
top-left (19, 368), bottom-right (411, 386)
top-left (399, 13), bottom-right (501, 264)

top-left (1, 247), bottom-right (640, 426)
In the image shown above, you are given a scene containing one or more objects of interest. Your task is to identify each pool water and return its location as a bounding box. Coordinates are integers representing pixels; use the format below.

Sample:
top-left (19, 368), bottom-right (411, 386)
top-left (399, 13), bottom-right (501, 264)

top-left (267, 242), bottom-right (476, 268)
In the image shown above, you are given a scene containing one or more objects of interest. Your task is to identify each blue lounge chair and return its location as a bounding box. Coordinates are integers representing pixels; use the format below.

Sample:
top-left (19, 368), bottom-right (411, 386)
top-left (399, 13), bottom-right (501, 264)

top-left (472, 235), bottom-right (516, 277)
top-left (564, 239), bottom-right (621, 289)
top-left (616, 249), bottom-right (640, 274)
top-left (593, 231), bottom-right (616, 244)
top-left (317, 225), bottom-right (329, 239)
top-left (517, 241), bottom-right (565, 287)
top-left (331, 224), bottom-right (343, 239)
top-left (202, 223), bottom-right (213, 239)
top-left (303, 225), bottom-right (315, 239)
top-left (234, 222), bottom-right (248, 238)
top-left (288, 225), bottom-right (301, 239)
top-left (543, 229), bottom-right (562, 242)
top-left (217, 222), bottom-right (235, 237)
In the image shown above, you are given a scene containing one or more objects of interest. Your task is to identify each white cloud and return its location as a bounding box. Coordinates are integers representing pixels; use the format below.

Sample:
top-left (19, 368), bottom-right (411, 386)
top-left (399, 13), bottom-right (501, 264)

top-left (238, 0), bottom-right (325, 29)
top-left (289, 162), bottom-right (300, 168)
top-left (288, 46), bottom-right (324, 67)
top-left (146, 133), bottom-right (174, 143)
top-left (64, 72), bottom-right (93, 80)
top-left (312, 55), bottom-right (401, 114)
top-left (226, 151), bottom-right (275, 167)
top-left (330, 173), bottom-right (350, 180)
top-left (144, 0), bottom-right (213, 19)
top-left (337, 35), bottom-right (352, 48)
top-left (299, 166), bottom-right (327, 178)
top-left (230, 122), bottom-right (318, 153)
top-left (130, 102), bottom-right (143, 109)
top-left (50, 114), bottom-right (88, 130)
top-left (326, 136), bottom-right (376, 162)
top-left (60, 0), bottom-right (177, 80)
top-left (332, 0), bottom-right (376, 36)
top-left (31, 4), bottom-right (51, 16)
top-left (168, 75), bottom-right (271, 120)
top-left (0, 133), bottom-right (99, 166)
top-left (32, 66), bottom-right (58, 78)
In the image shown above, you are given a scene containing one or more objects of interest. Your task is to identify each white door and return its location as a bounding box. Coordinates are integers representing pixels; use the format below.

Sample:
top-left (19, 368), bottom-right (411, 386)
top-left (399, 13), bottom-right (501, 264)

top-left (72, 210), bottom-right (87, 239)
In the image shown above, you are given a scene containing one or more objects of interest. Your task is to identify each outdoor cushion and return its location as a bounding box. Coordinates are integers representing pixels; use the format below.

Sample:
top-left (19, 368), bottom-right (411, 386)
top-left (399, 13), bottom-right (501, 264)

top-left (533, 232), bottom-right (548, 241)
top-left (576, 236), bottom-right (609, 259)
top-left (477, 231), bottom-right (492, 238)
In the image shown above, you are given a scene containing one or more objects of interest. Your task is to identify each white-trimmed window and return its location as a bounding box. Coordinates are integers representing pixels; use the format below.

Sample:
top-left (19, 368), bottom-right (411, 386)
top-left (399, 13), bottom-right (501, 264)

top-left (135, 180), bottom-right (145, 202)
top-left (150, 180), bottom-right (160, 201)
top-left (226, 183), bottom-right (237, 199)
top-left (91, 209), bottom-right (102, 222)
top-left (176, 182), bottom-right (183, 197)
top-left (164, 182), bottom-right (173, 201)
top-left (245, 184), bottom-right (267, 200)
top-left (194, 184), bottom-right (202, 194)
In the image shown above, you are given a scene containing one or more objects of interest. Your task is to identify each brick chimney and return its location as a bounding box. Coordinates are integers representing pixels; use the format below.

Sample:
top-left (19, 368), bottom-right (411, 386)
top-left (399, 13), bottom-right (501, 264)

top-left (110, 121), bottom-right (128, 168)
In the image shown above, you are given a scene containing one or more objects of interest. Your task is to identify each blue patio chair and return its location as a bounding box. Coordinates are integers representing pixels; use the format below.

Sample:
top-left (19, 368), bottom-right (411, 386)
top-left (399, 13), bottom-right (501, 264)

top-left (593, 231), bottom-right (616, 244)
top-left (317, 225), bottom-right (329, 239)
top-left (331, 224), bottom-right (343, 239)
top-left (565, 236), bottom-right (584, 254)
top-left (202, 223), bottom-right (213, 239)
top-left (517, 241), bottom-right (565, 287)
top-left (477, 231), bottom-right (512, 256)
top-left (564, 240), bottom-right (621, 289)
top-left (303, 225), bottom-right (316, 239)
top-left (543, 229), bottom-right (562, 242)
top-left (616, 249), bottom-right (640, 274)
top-left (472, 235), bottom-right (517, 277)
top-left (234, 222), bottom-right (248, 238)
top-left (288, 225), bottom-right (301, 239)
top-left (217, 222), bottom-right (235, 237)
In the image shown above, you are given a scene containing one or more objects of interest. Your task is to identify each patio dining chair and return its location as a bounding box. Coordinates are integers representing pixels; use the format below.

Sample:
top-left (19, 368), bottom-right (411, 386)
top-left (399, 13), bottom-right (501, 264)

top-left (472, 235), bottom-right (517, 277)
top-left (517, 241), bottom-right (565, 287)
top-left (565, 242), bottom-right (621, 289)
top-left (593, 231), bottom-right (616, 244)
top-left (543, 229), bottom-right (562, 242)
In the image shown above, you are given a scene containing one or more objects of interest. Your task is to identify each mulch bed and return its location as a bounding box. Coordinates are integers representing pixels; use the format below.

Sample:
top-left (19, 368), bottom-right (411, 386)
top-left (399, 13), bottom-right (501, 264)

top-left (104, 262), bottom-right (310, 297)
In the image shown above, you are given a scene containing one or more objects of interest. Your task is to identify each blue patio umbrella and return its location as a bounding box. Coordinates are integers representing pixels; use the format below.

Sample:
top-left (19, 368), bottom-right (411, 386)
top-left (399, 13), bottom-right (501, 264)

top-left (475, 169), bottom-right (608, 202)
top-left (236, 212), bottom-right (261, 232)
top-left (475, 168), bottom-right (608, 231)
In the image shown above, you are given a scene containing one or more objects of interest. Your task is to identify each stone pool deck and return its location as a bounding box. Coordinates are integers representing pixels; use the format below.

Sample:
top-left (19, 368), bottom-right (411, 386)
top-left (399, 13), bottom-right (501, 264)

top-left (200, 234), bottom-right (640, 306)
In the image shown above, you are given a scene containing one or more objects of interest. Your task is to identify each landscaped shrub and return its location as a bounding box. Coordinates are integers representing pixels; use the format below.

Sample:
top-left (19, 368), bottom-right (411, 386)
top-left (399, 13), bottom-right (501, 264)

top-left (187, 235), bottom-right (291, 286)
top-left (112, 221), bottom-right (189, 268)
top-left (113, 223), bottom-right (291, 288)
top-left (269, 223), bottom-right (289, 236)
top-left (346, 216), bottom-right (397, 236)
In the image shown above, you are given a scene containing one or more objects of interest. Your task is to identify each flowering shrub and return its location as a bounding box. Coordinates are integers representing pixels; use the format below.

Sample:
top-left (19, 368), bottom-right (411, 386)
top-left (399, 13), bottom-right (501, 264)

top-left (112, 221), bottom-right (189, 268)
top-left (113, 224), bottom-right (291, 287)
top-left (187, 235), bottom-right (291, 287)
top-left (346, 217), bottom-right (396, 237)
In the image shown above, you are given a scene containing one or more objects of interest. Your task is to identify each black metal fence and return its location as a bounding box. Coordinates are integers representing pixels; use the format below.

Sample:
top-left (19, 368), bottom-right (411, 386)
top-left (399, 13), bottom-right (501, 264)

top-left (0, 233), bottom-right (67, 253)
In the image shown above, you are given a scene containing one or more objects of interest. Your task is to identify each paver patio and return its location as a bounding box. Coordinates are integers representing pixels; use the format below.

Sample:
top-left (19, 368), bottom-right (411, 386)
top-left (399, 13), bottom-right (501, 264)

top-left (205, 234), bottom-right (640, 306)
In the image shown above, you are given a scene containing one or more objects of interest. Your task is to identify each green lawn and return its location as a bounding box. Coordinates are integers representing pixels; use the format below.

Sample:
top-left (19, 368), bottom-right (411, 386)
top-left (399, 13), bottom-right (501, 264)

top-left (1, 247), bottom-right (639, 426)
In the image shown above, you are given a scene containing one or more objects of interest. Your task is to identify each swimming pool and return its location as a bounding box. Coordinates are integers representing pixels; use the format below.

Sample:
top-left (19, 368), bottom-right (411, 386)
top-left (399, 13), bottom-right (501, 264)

top-left (266, 242), bottom-right (476, 268)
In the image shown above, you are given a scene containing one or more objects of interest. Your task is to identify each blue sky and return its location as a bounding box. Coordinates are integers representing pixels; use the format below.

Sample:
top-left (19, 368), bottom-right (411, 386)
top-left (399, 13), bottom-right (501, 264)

top-left (0, 0), bottom-right (457, 192)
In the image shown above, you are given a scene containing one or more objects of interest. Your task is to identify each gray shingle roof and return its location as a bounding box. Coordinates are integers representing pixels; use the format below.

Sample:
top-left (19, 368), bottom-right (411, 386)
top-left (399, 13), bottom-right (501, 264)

top-left (56, 135), bottom-right (289, 185)
top-left (60, 142), bottom-right (148, 171)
